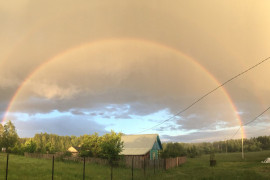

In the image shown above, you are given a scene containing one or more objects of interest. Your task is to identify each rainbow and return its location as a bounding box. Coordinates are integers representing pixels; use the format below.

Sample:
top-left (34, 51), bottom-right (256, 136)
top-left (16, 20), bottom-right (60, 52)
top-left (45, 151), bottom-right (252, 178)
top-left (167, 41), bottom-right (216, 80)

top-left (1, 38), bottom-right (245, 139)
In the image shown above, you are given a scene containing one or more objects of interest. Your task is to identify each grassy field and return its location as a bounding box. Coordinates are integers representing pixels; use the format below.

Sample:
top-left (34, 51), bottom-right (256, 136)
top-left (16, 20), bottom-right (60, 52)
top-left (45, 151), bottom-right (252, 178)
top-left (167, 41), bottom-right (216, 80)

top-left (167, 151), bottom-right (270, 180)
top-left (0, 151), bottom-right (269, 179)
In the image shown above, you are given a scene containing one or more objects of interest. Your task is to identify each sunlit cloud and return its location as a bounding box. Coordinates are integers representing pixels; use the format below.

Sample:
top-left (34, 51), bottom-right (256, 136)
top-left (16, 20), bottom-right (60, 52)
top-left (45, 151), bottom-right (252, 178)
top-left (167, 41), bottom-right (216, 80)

top-left (1, 1), bottom-right (270, 142)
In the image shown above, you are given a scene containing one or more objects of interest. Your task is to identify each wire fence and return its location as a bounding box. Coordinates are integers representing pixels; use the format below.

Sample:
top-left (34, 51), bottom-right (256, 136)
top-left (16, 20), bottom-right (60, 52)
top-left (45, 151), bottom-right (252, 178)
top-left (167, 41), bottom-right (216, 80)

top-left (1, 153), bottom-right (186, 180)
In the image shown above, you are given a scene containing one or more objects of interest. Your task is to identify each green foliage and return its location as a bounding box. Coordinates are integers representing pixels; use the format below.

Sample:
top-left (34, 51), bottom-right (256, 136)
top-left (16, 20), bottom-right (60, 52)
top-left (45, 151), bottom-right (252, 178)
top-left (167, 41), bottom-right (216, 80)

top-left (10, 142), bottom-right (24, 155)
top-left (257, 136), bottom-right (270, 149)
top-left (0, 124), bottom-right (3, 148)
top-left (1, 151), bottom-right (270, 179)
top-left (2, 118), bottom-right (270, 165)
top-left (80, 150), bottom-right (93, 157)
top-left (31, 133), bottom-right (79, 153)
top-left (64, 150), bottom-right (72, 157)
top-left (187, 145), bottom-right (200, 158)
top-left (2, 120), bottom-right (19, 152)
top-left (162, 135), bottom-right (270, 158)
top-left (80, 133), bottom-right (101, 157)
top-left (161, 142), bottom-right (186, 158)
top-left (99, 131), bottom-right (124, 165)
top-left (209, 151), bottom-right (215, 160)
top-left (24, 139), bottom-right (37, 153)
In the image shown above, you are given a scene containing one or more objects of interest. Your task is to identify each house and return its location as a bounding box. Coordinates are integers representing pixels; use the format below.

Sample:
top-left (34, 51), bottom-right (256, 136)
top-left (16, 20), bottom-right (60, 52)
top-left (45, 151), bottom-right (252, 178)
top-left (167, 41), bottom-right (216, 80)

top-left (120, 134), bottom-right (162, 160)
top-left (2, 147), bottom-right (6, 153)
top-left (67, 146), bottom-right (81, 157)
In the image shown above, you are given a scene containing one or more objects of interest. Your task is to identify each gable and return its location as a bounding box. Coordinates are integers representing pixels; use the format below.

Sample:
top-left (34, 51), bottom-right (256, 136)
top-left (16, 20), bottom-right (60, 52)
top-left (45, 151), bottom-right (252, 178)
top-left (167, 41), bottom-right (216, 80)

top-left (152, 140), bottom-right (162, 151)
top-left (121, 134), bottom-right (162, 155)
top-left (68, 146), bottom-right (79, 153)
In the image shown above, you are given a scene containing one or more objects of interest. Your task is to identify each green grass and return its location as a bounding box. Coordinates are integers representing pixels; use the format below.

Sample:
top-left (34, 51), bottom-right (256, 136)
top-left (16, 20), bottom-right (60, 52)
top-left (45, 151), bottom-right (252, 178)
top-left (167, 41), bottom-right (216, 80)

top-left (164, 151), bottom-right (270, 180)
top-left (0, 151), bottom-right (269, 179)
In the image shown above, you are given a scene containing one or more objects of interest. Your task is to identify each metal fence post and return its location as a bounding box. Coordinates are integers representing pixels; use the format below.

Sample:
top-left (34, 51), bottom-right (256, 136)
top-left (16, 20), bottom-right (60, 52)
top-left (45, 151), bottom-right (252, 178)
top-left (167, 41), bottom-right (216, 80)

top-left (132, 156), bottom-right (134, 180)
top-left (6, 153), bottom-right (9, 180)
top-left (110, 164), bottom-right (113, 180)
top-left (52, 155), bottom-right (54, 180)
top-left (143, 157), bottom-right (146, 176)
top-left (154, 159), bottom-right (156, 174)
top-left (83, 157), bottom-right (86, 180)
top-left (164, 158), bottom-right (166, 171)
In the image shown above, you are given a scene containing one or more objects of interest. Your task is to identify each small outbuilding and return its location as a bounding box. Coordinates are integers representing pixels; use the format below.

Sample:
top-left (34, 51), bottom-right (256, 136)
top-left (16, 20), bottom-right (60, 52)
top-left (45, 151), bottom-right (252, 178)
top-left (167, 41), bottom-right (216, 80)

top-left (121, 134), bottom-right (162, 160)
top-left (67, 146), bottom-right (81, 157)
top-left (2, 147), bottom-right (6, 153)
top-left (261, 157), bottom-right (270, 163)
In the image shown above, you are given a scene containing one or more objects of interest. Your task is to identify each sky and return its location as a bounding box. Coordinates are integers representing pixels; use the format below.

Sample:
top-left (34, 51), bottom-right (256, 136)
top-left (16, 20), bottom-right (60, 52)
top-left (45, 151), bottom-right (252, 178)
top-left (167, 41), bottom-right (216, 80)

top-left (0, 0), bottom-right (270, 142)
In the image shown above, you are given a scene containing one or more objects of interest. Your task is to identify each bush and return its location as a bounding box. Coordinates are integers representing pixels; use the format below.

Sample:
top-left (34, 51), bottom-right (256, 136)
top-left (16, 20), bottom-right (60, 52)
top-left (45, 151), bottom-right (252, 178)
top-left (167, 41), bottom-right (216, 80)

top-left (80, 150), bottom-right (93, 157)
top-left (63, 151), bottom-right (72, 157)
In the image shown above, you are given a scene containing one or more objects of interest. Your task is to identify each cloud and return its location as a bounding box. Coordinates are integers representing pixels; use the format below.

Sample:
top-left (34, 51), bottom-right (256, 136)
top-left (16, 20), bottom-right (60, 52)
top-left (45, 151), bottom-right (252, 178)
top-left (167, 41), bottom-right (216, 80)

top-left (161, 129), bottom-right (237, 143)
top-left (14, 115), bottom-right (107, 137)
top-left (70, 110), bottom-right (86, 116)
top-left (1, 1), bottom-right (270, 141)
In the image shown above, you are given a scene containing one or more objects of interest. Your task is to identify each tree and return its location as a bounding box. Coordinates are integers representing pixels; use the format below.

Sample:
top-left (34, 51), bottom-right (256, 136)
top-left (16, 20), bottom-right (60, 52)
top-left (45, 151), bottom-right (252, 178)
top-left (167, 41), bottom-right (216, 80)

top-left (99, 131), bottom-right (123, 180)
top-left (161, 142), bottom-right (186, 158)
top-left (0, 124), bottom-right (4, 148)
top-left (187, 145), bottom-right (199, 158)
top-left (2, 120), bottom-right (19, 152)
top-left (80, 133), bottom-right (101, 157)
top-left (100, 131), bottom-right (123, 163)
top-left (24, 139), bottom-right (37, 153)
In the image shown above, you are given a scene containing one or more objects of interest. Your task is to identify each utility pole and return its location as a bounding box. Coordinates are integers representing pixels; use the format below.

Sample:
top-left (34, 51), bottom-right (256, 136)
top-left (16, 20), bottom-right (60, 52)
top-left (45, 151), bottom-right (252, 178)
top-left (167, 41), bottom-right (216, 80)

top-left (241, 126), bottom-right (244, 159)
top-left (225, 139), bottom-right (227, 154)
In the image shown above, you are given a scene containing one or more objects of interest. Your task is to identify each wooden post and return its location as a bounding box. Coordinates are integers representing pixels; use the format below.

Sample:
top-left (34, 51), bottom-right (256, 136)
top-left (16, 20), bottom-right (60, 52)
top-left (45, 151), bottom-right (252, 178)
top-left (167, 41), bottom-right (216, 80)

top-left (226, 140), bottom-right (228, 154)
top-left (110, 165), bottom-right (113, 180)
top-left (83, 157), bottom-right (85, 180)
top-left (6, 153), bottom-right (9, 180)
top-left (52, 155), bottom-right (54, 180)
top-left (154, 159), bottom-right (156, 174)
top-left (164, 158), bottom-right (166, 171)
top-left (132, 156), bottom-right (134, 180)
top-left (242, 135), bottom-right (244, 159)
top-left (143, 157), bottom-right (146, 176)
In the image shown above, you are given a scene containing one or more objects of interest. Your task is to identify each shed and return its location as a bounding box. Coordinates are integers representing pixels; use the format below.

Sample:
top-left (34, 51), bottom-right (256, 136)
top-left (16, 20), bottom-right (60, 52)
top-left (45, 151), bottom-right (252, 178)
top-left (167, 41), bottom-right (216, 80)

top-left (261, 157), bottom-right (270, 163)
top-left (120, 134), bottom-right (162, 160)
top-left (67, 146), bottom-right (81, 157)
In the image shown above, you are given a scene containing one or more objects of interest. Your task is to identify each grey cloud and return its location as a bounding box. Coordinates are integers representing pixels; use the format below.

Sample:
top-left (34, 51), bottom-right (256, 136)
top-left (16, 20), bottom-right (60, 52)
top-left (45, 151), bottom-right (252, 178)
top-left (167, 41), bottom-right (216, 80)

top-left (114, 114), bottom-right (132, 120)
top-left (161, 129), bottom-right (235, 143)
top-left (70, 110), bottom-right (86, 116)
top-left (14, 116), bottom-right (107, 138)
top-left (90, 112), bottom-right (97, 116)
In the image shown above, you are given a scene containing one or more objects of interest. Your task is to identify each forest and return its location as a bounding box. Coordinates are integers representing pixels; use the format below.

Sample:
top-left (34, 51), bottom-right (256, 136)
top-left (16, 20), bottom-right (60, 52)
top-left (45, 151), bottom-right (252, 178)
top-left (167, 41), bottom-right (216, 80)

top-left (1, 120), bottom-right (270, 158)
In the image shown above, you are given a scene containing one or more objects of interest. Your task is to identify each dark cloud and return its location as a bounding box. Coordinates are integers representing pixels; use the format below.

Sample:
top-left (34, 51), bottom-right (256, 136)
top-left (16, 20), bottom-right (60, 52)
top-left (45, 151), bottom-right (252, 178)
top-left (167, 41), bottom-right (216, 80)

top-left (14, 116), bottom-right (107, 138)
top-left (70, 110), bottom-right (86, 116)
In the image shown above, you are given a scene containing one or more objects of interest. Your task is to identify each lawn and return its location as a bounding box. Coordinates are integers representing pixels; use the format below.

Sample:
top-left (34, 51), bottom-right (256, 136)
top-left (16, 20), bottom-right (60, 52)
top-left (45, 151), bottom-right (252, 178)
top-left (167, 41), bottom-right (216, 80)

top-left (0, 151), bottom-right (269, 179)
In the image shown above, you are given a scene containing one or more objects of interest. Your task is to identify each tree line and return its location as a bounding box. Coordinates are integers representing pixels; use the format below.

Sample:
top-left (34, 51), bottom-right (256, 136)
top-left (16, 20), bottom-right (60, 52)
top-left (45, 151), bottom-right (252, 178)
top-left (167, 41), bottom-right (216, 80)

top-left (0, 120), bottom-right (123, 164)
top-left (1, 120), bottom-right (270, 159)
top-left (161, 136), bottom-right (270, 158)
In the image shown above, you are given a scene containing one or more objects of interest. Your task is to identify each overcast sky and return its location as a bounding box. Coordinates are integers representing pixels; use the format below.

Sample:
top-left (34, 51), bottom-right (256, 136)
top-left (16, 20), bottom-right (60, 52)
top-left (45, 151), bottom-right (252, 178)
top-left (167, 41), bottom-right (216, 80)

top-left (1, 1), bottom-right (270, 142)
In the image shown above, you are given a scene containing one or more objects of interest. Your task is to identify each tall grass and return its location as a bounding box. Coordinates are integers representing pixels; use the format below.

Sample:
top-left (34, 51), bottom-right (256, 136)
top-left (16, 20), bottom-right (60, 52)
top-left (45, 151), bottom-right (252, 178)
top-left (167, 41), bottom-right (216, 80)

top-left (168, 150), bottom-right (270, 180)
top-left (0, 151), bottom-right (269, 179)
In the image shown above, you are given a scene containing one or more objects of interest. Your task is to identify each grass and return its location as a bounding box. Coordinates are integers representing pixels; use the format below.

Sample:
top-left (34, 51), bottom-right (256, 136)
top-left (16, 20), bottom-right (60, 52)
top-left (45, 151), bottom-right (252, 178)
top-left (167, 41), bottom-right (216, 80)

top-left (164, 151), bottom-right (270, 180)
top-left (0, 151), bottom-right (269, 179)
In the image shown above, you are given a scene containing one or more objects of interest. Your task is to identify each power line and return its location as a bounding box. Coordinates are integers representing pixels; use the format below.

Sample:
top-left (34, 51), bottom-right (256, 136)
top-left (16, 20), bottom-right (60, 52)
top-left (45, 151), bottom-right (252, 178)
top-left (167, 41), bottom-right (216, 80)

top-left (138, 56), bottom-right (270, 133)
top-left (229, 106), bottom-right (270, 139)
